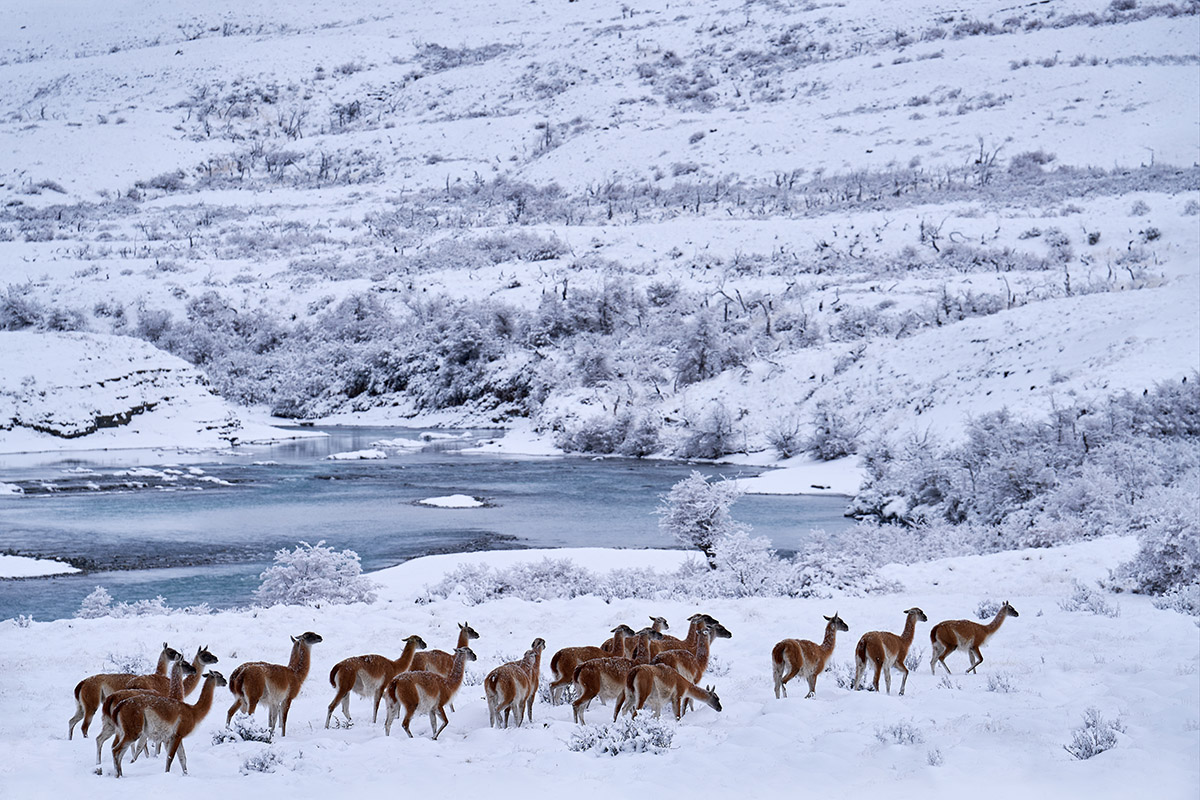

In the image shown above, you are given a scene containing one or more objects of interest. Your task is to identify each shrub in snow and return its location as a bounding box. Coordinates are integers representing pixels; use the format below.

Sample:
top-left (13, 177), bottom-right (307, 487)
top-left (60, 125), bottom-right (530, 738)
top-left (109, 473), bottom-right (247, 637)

top-left (105, 651), bottom-right (153, 675)
top-left (656, 471), bottom-right (747, 568)
top-left (1152, 581), bottom-right (1200, 616)
top-left (985, 672), bottom-right (1018, 693)
top-left (875, 721), bottom-right (925, 745)
top-left (926, 749), bottom-right (944, 767)
top-left (213, 715), bottom-right (274, 745)
top-left (675, 403), bottom-right (743, 460)
top-left (806, 400), bottom-right (862, 460)
top-left (1058, 580), bottom-right (1120, 617)
top-left (254, 540), bottom-right (377, 607)
top-left (1113, 482), bottom-right (1200, 603)
top-left (1064, 708), bottom-right (1123, 760)
top-left (975, 599), bottom-right (1002, 620)
top-left (240, 748), bottom-right (285, 774)
top-left (76, 586), bottom-right (212, 618)
top-left (568, 717), bottom-right (674, 756)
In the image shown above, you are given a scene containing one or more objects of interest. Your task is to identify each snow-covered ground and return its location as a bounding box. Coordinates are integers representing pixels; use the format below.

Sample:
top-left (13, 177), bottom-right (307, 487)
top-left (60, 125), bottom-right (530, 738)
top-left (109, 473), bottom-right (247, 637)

top-left (1, 539), bottom-right (1196, 798)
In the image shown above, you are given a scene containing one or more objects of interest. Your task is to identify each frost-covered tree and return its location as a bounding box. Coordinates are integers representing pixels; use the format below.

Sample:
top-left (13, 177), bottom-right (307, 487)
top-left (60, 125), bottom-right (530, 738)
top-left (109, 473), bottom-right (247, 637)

top-left (1114, 481), bottom-right (1200, 598)
top-left (254, 540), bottom-right (378, 607)
top-left (77, 586), bottom-right (114, 618)
top-left (657, 471), bottom-right (747, 568)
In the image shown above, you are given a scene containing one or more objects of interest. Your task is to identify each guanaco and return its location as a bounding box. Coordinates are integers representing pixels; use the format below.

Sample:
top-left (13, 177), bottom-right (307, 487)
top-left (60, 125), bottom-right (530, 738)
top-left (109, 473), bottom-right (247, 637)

top-left (549, 624), bottom-right (634, 704)
top-left (93, 651), bottom-right (201, 774)
top-left (384, 645), bottom-right (476, 739)
top-left (601, 615), bottom-right (668, 653)
top-left (111, 670), bottom-right (226, 777)
top-left (409, 622), bottom-right (479, 712)
top-left (484, 638), bottom-right (546, 728)
top-left (226, 631), bottom-right (322, 737)
top-left (930, 601), bottom-right (1019, 675)
top-left (625, 664), bottom-right (722, 720)
top-left (652, 620), bottom-right (732, 713)
top-left (853, 607), bottom-right (927, 695)
top-left (772, 613), bottom-right (849, 699)
top-left (325, 634), bottom-right (427, 728)
top-left (571, 627), bottom-right (662, 724)
top-left (69, 642), bottom-right (180, 739)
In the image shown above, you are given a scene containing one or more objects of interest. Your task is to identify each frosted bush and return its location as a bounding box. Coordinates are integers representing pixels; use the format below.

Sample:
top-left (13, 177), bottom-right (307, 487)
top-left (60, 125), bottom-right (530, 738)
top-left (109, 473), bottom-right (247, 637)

top-left (568, 717), bottom-right (674, 756)
top-left (1113, 482), bottom-right (1200, 602)
top-left (1059, 580), bottom-right (1120, 617)
top-left (76, 586), bottom-right (212, 618)
top-left (254, 540), bottom-right (377, 607)
top-left (213, 714), bottom-right (274, 744)
top-left (656, 471), bottom-right (747, 568)
top-left (1064, 708), bottom-right (1123, 760)
top-left (986, 672), bottom-right (1018, 693)
top-left (976, 599), bottom-right (1002, 620)
top-left (1152, 581), bottom-right (1200, 616)
top-left (876, 721), bottom-right (925, 745)
top-left (240, 749), bottom-right (285, 774)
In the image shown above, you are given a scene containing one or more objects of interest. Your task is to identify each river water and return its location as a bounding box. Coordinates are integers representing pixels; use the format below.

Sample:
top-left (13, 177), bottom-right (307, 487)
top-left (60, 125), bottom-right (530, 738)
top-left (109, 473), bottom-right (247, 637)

top-left (0, 427), bottom-right (855, 621)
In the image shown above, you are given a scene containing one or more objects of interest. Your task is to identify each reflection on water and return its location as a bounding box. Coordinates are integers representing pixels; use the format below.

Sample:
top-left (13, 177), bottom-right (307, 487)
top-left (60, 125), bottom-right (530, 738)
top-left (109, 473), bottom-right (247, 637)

top-left (0, 427), bottom-right (854, 620)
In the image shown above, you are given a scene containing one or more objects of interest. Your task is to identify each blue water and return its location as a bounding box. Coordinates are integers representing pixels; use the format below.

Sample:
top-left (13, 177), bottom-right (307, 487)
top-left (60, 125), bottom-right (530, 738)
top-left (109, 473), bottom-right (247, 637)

top-left (0, 427), bottom-right (855, 620)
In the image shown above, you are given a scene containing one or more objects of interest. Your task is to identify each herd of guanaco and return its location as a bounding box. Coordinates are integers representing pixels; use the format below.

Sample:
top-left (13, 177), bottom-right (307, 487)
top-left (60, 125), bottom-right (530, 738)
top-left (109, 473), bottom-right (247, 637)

top-left (69, 601), bottom-right (1019, 777)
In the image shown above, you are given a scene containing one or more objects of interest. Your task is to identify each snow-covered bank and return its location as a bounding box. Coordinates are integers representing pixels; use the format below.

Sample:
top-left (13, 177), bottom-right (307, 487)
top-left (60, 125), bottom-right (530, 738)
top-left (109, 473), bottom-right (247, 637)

top-left (1, 539), bottom-right (1195, 799)
top-left (0, 332), bottom-right (303, 455)
top-left (0, 554), bottom-right (79, 578)
top-left (732, 455), bottom-right (864, 496)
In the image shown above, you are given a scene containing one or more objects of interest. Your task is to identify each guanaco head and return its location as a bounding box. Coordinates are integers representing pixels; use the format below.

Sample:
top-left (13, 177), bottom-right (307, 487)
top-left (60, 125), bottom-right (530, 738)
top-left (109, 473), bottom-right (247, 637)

top-left (177, 660), bottom-right (198, 677)
top-left (204, 670), bottom-right (228, 687)
top-left (904, 607), bottom-right (928, 623)
top-left (529, 637), bottom-right (546, 652)
top-left (455, 646), bottom-right (478, 663)
top-left (706, 621), bottom-right (733, 639)
top-left (1001, 601), bottom-right (1019, 618)
top-left (292, 632), bottom-right (323, 645)
top-left (459, 622), bottom-right (481, 640)
top-left (195, 645), bottom-right (219, 666)
top-left (611, 624), bottom-right (637, 637)
top-left (649, 615), bottom-right (670, 631)
top-left (824, 613), bottom-right (849, 632)
top-left (704, 685), bottom-right (723, 712)
top-left (688, 613), bottom-right (720, 626)
top-left (162, 643), bottom-right (183, 662)
top-left (404, 634), bottom-right (428, 650)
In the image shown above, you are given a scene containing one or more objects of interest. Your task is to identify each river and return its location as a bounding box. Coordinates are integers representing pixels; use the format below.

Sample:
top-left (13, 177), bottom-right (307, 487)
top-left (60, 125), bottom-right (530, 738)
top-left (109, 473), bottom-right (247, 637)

top-left (0, 427), bottom-right (855, 620)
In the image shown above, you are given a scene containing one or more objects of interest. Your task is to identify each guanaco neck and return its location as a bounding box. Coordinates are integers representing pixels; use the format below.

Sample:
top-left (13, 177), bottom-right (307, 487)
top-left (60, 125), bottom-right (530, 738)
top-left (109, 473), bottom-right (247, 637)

top-left (985, 608), bottom-right (1010, 635)
top-left (455, 627), bottom-right (471, 649)
top-left (395, 639), bottom-right (420, 672)
top-left (684, 619), bottom-right (705, 650)
top-left (900, 614), bottom-right (920, 648)
top-left (612, 628), bottom-right (630, 657)
top-left (820, 621), bottom-right (840, 655)
top-left (288, 641), bottom-right (313, 682)
top-left (187, 676), bottom-right (219, 722)
top-left (446, 651), bottom-right (470, 691)
top-left (167, 661), bottom-right (186, 700)
top-left (182, 649), bottom-right (205, 696)
top-left (154, 648), bottom-right (173, 677)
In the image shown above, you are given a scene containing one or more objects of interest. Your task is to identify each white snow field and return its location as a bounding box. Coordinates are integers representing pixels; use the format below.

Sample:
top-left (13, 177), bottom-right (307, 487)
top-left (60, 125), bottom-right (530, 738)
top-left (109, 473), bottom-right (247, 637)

top-left (0, 539), bottom-right (1196, 798)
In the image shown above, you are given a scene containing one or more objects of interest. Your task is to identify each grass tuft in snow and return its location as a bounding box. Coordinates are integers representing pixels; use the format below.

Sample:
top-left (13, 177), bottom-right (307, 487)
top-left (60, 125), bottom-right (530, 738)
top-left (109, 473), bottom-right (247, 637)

top-left (1058, 580), bottom-right (1121, 617)
top-left (985, 672), bottom-right (1018, 693)
top-left (875, 720), bottom-right (925, 745)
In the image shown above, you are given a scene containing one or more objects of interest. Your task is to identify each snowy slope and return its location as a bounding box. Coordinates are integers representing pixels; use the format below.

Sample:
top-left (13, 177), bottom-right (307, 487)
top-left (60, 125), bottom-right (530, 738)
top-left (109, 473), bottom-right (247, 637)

top-left (0, 331), bottom-right (295, 452)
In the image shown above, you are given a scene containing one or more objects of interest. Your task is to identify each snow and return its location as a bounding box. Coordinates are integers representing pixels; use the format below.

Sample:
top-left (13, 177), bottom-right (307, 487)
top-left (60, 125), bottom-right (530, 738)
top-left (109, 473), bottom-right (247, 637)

top-left (1, 540), bottom-right (1196, 798)
top-left (416, 494), bottom-right (485, 509)
top-left (734, 456), bottom-right (865, 496)
top-left (324, 449), bottom-right (388, 461)
top-left (0, 554), bottom-right (79, 578)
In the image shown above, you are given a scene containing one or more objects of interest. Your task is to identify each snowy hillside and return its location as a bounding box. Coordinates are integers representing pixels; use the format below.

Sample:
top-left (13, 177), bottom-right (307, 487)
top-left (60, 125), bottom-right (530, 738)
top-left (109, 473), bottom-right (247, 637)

top-left (0, 0), bottom-right (1195, 456)
top-left (1, 538), bottom-right (1196, 798)
top-left (0, 331), bottom-right (294, 453)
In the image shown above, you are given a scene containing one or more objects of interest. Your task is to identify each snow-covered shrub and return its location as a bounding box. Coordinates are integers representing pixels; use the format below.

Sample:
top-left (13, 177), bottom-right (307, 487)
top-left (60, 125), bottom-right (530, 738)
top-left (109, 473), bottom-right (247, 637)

top-left (976, 599), bottom-right (1002, 620)
top-left (876, 721), bottom-right (925, 745)
top-left (675, 403), bottom-right (743, 460)
top-left (214, 715), bottom-right (274, 745)
top-left (927, 749), bottom-right (944, 767)
top-left (806, 400), bottom-right (862, 460)
top-left (766, 415), bottom-right (803, 459)
top-left (1113, 482), bottom-right (1200, 600)
top-left (657, 471), bottom-right (747, 568)
top-left (1152, 581), bottom-right (1200, 616)
top-left (1064, 708), bottom-right (1123, 760)
top-left (568, 717), bottom-right (674, 756)
top-left (76, 586), bottom-right (212, 618)
top-left (105, 651), bottom-right (153, 675)
top-left (240, 749), bottom-right (286, 774)
top-left (1059, 580), bottom-right (1120, 617)
top-left (986, 672), bottom-right (1018, 693)
top-left (421, 558), bottom-right (599, 604)
top-left (254, 540), bottom-right (377, 607)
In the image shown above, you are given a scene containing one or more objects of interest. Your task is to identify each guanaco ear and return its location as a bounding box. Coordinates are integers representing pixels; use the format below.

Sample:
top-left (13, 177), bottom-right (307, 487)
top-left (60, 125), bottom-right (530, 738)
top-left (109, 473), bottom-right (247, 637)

top-left (824, 615), bottom-right (832, 621)
top-left (291, 635), bottom-right (298, 643)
